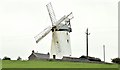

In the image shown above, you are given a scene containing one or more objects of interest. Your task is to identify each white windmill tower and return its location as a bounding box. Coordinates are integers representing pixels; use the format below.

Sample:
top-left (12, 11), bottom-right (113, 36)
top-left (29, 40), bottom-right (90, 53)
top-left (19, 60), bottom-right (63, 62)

top-left (34, 2), bottom-right (74, 59)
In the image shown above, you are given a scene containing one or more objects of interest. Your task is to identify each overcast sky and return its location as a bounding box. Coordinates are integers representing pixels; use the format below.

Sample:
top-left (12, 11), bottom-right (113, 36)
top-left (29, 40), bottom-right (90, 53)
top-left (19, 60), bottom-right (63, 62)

top-left (0, 0), bottom-right (119, 62)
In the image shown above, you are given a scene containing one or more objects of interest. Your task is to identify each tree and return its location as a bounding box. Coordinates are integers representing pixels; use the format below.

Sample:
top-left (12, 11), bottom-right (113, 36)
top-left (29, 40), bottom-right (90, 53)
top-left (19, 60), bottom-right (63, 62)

top-left (2, 56), bottom-right (11, 60)
top-left (17, 56), bottom-right (22, 60)
top-left (111, 58), bottom-right (120, 64)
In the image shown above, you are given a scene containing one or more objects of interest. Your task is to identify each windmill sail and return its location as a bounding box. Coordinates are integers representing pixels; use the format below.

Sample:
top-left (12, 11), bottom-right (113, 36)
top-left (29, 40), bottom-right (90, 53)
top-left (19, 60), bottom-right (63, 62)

top-left (34, 26), bottom-right (52, 43)
top-left (46, 2), bottom-right (57, 26)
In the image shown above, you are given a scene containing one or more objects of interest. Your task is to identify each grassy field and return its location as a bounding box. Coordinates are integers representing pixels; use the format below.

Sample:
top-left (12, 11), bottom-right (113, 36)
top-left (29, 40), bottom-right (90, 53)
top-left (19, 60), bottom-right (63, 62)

top-left (2, 60), bottom-right (118, 68)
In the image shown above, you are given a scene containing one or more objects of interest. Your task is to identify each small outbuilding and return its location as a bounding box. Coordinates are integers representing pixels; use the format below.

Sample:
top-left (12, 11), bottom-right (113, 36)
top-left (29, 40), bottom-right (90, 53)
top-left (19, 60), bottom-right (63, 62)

top-left (62, 56), bottom-right (80, 62)
top-left (28, 50), bottom-right (50, 60)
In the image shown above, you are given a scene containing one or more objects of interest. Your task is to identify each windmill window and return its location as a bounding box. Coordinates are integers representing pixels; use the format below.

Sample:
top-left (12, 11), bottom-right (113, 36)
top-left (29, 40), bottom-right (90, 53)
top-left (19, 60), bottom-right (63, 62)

top-left (66, 33), bottom-right (68, 35)
top-left (67, 39), bottom-right (69, 43)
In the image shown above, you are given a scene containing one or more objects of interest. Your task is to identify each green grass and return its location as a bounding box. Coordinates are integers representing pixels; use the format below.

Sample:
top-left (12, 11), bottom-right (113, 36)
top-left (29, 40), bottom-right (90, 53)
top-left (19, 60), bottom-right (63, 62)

top-left (2, 60), bottom-right (119, 68)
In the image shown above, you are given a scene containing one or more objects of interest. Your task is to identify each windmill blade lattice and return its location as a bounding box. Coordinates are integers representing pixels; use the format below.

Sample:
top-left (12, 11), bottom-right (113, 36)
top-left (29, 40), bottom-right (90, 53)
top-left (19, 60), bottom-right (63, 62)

top-left (34, 26), bottom-right (52, 43)
top-left (46, 2), bottom-right (57, 26)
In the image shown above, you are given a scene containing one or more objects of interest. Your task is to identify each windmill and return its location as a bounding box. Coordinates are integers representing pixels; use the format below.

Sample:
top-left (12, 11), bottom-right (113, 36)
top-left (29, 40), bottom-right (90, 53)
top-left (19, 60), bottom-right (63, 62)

top-left (34, 2), bottom-right (74, 59)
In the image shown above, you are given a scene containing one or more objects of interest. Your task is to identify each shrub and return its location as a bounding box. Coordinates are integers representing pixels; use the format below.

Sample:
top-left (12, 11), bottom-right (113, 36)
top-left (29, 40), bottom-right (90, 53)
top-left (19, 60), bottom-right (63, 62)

top-left (112, 58), bottom-right (120, 64)
top-left (80, 55), bottom-right (88, 59)
top-left (80, 55), bottom-right (101, 62)
top-left (2, 56), bottom-right (11, 60)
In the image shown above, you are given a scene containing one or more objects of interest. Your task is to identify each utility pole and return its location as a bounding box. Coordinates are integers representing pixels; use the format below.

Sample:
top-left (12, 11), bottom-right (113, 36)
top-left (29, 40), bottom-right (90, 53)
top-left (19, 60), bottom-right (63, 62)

top-left (86, 28), bottom-right (90, 57)
top-left (103, 45), bottom-right (105, 62)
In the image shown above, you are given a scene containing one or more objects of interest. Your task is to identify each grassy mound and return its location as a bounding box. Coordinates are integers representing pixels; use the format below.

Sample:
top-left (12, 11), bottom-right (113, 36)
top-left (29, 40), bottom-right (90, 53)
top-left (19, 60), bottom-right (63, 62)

top-left (2, 60), bottom-right (118, 68)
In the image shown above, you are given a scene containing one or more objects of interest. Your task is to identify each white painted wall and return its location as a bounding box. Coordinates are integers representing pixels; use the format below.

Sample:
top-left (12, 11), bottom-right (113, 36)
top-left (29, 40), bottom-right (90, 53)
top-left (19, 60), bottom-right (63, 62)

top-left (50, 31), bottom-right (71, 59)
